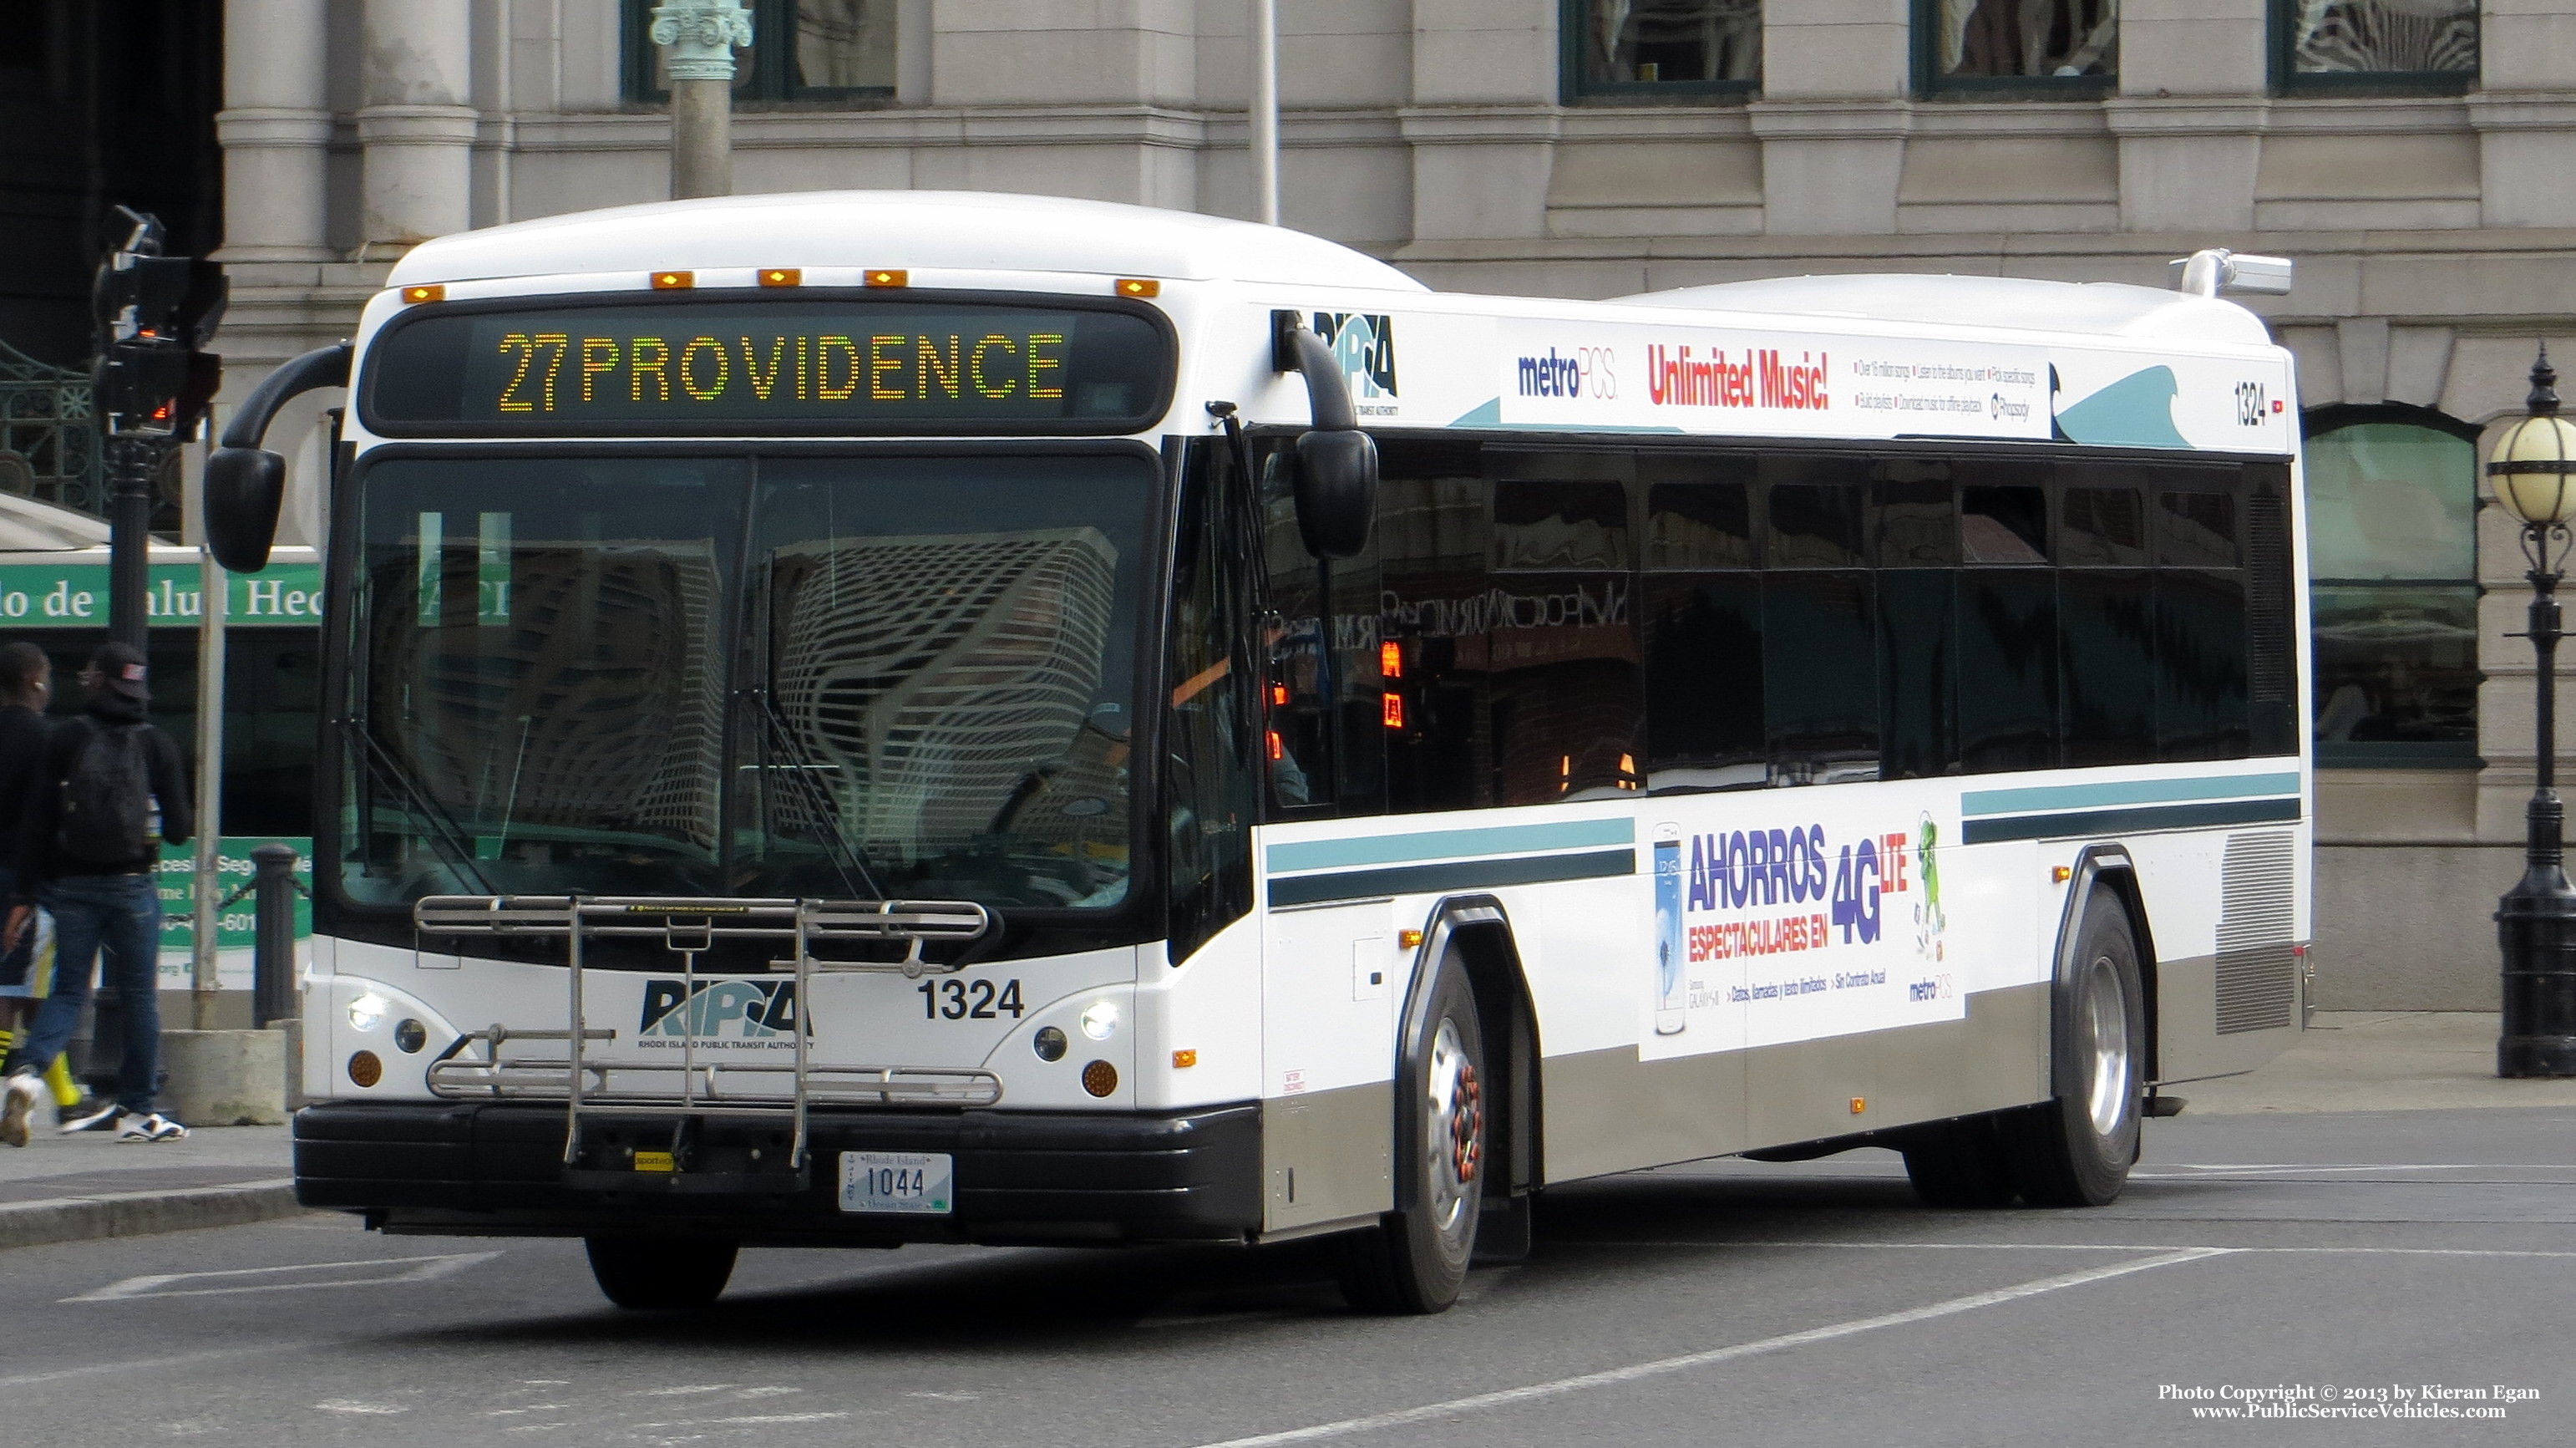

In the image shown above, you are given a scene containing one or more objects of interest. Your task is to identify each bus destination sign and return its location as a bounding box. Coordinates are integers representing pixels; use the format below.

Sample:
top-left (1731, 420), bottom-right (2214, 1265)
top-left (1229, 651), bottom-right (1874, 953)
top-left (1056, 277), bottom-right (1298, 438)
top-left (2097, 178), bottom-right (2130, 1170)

top-left (365, 298), bottom-right (1172, 434)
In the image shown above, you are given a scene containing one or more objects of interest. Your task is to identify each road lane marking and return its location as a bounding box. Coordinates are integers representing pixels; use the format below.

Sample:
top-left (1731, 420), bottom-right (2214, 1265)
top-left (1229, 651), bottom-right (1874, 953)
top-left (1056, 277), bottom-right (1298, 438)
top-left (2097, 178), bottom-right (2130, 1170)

top-left (1184, 1247), bottom-right (2231, 1448)
top-left (62, 1251), bottom-right (501, 1303)
top-left (0, 1344), bottom-right (313, 1390)
top-left (1563, 1240), bottom-right (2576, 1258)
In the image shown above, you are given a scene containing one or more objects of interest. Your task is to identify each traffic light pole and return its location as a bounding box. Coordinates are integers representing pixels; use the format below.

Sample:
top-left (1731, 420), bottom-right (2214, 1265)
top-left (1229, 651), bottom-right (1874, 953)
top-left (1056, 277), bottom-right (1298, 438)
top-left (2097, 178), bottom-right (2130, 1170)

top-left (105, 434), bottom-right (163, 651)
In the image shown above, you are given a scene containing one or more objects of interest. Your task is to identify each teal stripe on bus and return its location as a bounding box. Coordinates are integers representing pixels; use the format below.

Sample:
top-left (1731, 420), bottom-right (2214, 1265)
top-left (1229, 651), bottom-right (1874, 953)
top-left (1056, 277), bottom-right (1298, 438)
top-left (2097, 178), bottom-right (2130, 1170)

top-left (1265, 816), bottom-right (1636, 876)
top-left (1960, 771), bottom-right (2301, 819)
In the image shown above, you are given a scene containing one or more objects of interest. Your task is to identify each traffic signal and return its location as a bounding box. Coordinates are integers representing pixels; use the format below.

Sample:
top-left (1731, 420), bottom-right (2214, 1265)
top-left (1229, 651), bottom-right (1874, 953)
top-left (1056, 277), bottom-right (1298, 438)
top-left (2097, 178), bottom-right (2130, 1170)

top-left (90, 207), bottom-right (227, 439)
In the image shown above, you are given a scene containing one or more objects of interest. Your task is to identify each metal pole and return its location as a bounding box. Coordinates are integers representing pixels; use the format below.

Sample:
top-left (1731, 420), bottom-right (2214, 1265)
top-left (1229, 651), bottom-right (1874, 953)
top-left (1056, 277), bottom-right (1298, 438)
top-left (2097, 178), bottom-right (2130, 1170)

top-left (105, 436), bottom-right (159, 651)
top-left (1250, 0), bottom-right (1280, 226)
top-left (250, 843), bottom-right (300, 1029)
top-left (190, 551), bottom-right (227, 1029)
top-left (652, 0), bottom-right (751, 201)
top-left (2499, 552), bottom-right (2576, 1075)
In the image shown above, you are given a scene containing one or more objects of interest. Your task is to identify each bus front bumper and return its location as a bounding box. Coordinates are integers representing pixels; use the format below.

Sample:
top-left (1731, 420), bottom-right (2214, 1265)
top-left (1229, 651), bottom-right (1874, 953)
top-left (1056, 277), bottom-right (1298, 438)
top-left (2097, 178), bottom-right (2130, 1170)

top-left (293, 1100), bottom-right (1264, 1247)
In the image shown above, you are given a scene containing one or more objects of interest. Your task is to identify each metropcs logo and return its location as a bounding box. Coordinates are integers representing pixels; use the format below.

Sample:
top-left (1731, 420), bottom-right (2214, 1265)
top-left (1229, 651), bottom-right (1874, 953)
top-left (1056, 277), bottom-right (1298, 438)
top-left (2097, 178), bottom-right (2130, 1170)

top-left (638, 978), bottom-right (804, 1042)
top-left (1646, 345), bottom-right (1829, 412)
top-left (1515, 346), bottom-right (1617, 400)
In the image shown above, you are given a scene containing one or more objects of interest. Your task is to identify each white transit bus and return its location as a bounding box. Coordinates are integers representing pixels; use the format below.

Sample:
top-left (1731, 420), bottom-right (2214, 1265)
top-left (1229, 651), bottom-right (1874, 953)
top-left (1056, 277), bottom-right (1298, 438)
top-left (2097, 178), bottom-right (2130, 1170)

top-left (201, 192), bottom-right (2310, 1314)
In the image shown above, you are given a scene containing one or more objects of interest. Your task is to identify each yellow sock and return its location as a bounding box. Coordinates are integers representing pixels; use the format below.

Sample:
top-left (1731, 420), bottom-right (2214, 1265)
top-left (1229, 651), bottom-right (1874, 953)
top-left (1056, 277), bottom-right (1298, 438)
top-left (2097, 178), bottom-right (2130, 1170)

top-left (43, 1054), bottom-right (77, 1108)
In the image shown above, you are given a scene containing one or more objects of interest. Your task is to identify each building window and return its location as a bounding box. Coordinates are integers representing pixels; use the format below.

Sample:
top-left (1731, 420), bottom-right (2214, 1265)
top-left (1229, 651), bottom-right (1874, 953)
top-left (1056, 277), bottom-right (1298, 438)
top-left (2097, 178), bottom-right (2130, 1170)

top-left (2274, 0), bottom-right (2478, 94)
top-left (622, 0), bottom-right (896, 104)
top-left (1915, 0), bottom-right (2117, 96)
top-left (1561, 0), bottom-right (1761, 104)
top-left (2304, 406), bottom-right (2482, 767)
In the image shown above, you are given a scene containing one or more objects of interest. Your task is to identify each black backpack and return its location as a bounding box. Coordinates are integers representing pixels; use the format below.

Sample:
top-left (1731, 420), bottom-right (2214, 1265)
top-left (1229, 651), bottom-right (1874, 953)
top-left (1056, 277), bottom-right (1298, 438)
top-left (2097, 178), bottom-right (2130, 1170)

top-left (55, 718), bottom-right (154, 865)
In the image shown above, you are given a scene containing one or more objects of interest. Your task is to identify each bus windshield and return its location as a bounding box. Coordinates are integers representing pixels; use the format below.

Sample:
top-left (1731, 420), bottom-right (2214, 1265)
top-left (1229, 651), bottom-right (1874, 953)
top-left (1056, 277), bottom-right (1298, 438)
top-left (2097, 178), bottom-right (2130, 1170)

top-left (337, 451), bottom-right (1154, 913)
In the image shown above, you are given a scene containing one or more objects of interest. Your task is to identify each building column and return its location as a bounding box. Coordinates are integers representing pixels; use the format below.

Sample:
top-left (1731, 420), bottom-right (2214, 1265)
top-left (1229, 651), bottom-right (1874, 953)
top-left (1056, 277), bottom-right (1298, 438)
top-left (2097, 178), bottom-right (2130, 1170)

top-left (1402, 0), bottom-right (1559, 241)
top-left (359, 0), bottom-right (478, 253)
top-left (1752, 0), bottom-right (1910, 236)
top-left (215, 0), bottom-right (332, 262)
top-left (2106, 0), bottom-right (2266, 232)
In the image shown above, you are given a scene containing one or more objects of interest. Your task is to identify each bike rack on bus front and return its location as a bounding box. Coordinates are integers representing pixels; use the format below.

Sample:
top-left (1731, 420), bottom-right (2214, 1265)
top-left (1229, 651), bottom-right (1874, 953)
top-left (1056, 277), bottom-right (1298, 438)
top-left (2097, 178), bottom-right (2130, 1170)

top-left (412, 895), bottom-right (996, 1192)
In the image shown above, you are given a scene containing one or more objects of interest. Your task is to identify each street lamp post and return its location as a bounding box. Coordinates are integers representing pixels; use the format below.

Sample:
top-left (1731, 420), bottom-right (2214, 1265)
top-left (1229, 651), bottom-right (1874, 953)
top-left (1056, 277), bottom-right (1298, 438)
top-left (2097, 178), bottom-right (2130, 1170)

top-left (2488, 347), bottom-right (2576, 1077)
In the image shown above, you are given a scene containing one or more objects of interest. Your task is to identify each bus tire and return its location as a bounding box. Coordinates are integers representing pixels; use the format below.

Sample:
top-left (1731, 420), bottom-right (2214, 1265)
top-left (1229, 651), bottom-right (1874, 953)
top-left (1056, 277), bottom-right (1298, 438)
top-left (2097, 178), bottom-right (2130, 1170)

top-left (584, 1235), bottom-right (738, 1310)
top-left (1899, 1115), bottom-right (2018, 1207)
top-left (2004, 892), bottom-right (2145, 1207)
top-left (1338, 952), bottom-right (1487, 1315)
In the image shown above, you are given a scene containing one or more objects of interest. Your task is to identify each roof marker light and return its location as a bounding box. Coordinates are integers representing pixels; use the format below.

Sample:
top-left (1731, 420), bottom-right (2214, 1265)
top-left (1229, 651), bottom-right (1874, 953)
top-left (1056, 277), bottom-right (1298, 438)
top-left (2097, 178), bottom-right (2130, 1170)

top-left (758, 267), bottom-right (801, 287)
top-left (865, 269), bottom-right (908, 288)
top-left (399, 284), bottom-right (444, 304)
top-left (652, 271), bottom-right (694, 290)
top-left (1116, 277), bottom-right (1160, 298)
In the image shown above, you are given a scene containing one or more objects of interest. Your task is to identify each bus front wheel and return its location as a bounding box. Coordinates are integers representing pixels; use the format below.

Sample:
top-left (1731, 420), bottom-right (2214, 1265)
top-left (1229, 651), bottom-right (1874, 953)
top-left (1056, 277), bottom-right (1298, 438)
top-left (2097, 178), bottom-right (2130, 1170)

top-left (2004, 892), bottom-right (2145, 1207)
top-left (584, 1235), bottom-right (738, 1310)
top-left (1339, 952), bottom-right (1487, 1314)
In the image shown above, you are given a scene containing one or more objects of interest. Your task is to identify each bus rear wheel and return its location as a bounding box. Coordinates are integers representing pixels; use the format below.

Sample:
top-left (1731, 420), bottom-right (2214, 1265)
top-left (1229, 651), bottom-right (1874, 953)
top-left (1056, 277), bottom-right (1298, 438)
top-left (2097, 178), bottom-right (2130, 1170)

top-left (2003, 892), bottom-right (2145, 1207)
top-left (584, 1235), bottom-right (738, 1309)
top-left (1339, 953), bottom-right (1486, 1315)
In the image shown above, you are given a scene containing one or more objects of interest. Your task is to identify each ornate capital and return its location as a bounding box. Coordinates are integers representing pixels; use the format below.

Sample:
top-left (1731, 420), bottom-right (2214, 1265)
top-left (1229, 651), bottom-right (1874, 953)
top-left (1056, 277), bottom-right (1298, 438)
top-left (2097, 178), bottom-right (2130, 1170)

top-left (649, 0), bottom-right (755, 83)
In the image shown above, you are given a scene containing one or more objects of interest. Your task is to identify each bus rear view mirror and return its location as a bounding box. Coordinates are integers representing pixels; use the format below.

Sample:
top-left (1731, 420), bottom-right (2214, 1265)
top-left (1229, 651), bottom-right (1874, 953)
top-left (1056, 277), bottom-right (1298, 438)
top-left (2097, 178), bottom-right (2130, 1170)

top-left (1294, 427), bottom-right (1377, 558)
top-left (199, 339), bottom-right (352, 573)
top-left (1273, 312), bottom-right (1378, 559)
top-left (204, 446), bottom-right (287, 572)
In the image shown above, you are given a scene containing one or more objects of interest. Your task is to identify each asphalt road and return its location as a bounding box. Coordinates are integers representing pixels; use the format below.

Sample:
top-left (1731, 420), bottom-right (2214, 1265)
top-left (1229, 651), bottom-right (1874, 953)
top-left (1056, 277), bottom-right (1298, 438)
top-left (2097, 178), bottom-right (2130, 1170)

top-left (3, 1106), bottom-right (2570, 1447)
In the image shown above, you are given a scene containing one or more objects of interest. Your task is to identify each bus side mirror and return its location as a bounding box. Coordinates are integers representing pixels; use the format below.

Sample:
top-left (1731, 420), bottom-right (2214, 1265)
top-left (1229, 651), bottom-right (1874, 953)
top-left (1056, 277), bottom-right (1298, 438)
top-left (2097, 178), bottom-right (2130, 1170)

top-left (1293, 427), bottom-right (1377, 559)
top-left (204, 447), bottom-right (287, 572)
top-left (199, 339), bottom-right (352, 573)
top-left (1274, 312), bottom-right (1378, 559)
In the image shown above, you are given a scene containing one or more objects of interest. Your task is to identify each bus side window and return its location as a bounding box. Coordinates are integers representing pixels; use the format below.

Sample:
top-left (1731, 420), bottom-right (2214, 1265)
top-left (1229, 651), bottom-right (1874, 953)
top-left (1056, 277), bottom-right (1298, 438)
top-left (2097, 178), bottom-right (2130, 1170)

top-left (1256, 439), bottom-right (1335, 813)
top-left (1379, 441), bottom-right (1493, 814)
top-left (1167, 437), bottom-right (1258, 962)
top-left (1643, 465), bottom-right (1762, 792)
top-left (1486, 462), bottom-right (1643, 804)
top-left (1762, 458), bottom-right (1877, 785)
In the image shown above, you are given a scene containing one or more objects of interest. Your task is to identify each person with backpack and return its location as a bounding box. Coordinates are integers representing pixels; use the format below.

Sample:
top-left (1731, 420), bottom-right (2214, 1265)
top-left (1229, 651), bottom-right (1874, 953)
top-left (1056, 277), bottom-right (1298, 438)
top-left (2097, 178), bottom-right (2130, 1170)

top-left (1, 642), bottom-right (192, 1142)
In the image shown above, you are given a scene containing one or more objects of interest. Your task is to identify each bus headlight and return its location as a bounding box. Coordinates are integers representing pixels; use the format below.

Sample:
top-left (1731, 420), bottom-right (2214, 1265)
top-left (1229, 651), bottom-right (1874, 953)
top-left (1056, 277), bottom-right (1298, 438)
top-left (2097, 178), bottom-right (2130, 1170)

top-left (347, 993), bottom-right (388, 1033)
top-left (1079, 1001), bottom-right (1119, 1040)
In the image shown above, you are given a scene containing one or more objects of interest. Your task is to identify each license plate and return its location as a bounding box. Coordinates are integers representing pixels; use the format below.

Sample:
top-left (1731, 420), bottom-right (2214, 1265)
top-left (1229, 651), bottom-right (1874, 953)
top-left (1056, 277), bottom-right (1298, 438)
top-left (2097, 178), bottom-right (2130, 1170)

top-left (838, 1151), bottom-right (953, 1215)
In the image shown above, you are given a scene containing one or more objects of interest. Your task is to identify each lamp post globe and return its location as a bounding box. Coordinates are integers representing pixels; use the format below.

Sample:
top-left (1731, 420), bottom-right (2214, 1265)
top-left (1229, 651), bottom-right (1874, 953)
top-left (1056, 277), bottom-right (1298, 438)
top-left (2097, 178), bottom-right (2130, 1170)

top-left (2488, 346), bottom-right (2576, 1078)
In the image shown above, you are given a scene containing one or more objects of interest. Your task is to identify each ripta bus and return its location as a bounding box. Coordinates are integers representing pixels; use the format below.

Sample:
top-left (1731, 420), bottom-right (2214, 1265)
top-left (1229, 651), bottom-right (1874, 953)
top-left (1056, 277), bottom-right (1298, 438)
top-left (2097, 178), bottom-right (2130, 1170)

top-left (199, 192), bottom-right (2310, 1313)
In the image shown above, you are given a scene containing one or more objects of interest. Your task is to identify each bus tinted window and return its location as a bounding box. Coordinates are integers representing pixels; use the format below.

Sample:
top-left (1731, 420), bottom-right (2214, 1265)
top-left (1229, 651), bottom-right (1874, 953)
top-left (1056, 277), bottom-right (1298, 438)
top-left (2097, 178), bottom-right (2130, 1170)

top-left (1878, 570), bottom-right (1957, 780)
top-left (1493, 478), bottom-right (1630, 572)
top-left (2157, 569), bottom-right (2252, 760)
top-left (1872, 468), bottom-right (1957, 567)
top-left (2157, 490), bottom-right (2239, 567)
top-left (1644, 575), bottom-right (1764, 791)
top-left (1764, 459), bottom-right (1867, 566)
top-left (1959, 571), bottom-right (2059, 771)
top-left (2060, 481), bottom-right (2149, 566)
top-left (1962, 482), bottom-right (2050, 564)
top-left (2060, 569), bottom-right (2158, 767)
top-left (1765, 571), bottom-right (1877, 783)
top-left (1645, 478), bottom-right (1755, 570)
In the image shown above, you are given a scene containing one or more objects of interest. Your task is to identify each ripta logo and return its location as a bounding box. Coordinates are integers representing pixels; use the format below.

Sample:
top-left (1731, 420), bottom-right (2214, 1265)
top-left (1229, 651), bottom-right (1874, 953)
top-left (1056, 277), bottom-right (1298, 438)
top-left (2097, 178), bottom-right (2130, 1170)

top-left (638, 978), bottom-right (804, 1039)
top-left (1311, 312), bottom-right (1398, 400)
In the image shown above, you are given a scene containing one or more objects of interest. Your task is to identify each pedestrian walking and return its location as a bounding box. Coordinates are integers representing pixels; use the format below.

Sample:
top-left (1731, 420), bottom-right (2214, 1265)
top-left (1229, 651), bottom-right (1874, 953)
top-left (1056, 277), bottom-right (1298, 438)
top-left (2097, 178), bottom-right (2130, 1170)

top-left (0, 642), bottom-right (88, 1147)
top-left (1, 642), bottom-right (192, 1142)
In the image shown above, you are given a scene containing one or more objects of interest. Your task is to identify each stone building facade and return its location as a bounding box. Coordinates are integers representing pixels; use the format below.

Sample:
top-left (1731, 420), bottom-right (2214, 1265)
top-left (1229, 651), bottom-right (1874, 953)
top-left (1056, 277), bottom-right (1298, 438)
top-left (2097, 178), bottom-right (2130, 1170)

top-left (212, 0), bottom-right (2576, 1009)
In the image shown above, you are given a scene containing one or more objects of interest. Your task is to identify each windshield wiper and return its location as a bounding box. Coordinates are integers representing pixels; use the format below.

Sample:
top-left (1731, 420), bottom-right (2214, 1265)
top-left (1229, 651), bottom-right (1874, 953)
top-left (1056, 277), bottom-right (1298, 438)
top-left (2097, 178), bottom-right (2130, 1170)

top-left (342, 719), bottom-right (497, 895)
top-left (740, 688), bottom-right (882, 901)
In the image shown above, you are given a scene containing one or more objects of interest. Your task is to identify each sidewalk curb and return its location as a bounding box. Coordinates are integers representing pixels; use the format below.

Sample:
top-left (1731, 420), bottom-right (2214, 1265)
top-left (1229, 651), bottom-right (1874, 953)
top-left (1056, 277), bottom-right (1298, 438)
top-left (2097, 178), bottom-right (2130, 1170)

top-left (0, 1179), bottom-right (307, 1252)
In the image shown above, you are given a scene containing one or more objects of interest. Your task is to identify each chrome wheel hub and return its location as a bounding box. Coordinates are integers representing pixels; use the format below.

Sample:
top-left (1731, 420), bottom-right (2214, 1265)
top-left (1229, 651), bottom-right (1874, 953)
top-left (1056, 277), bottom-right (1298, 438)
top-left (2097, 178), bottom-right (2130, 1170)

top-left (2080, 953), bottom-right (2133, 1137)
top-left (1425, 1015), bottom-right (1483, 1236)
